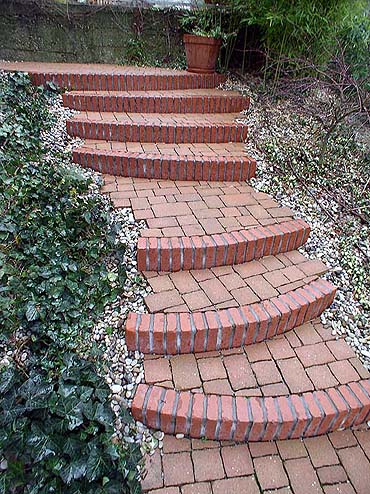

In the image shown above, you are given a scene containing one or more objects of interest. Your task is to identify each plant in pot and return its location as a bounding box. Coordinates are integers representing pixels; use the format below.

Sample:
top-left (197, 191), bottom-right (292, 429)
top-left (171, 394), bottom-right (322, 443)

top-left (180, 6), bottom-right (226, 74)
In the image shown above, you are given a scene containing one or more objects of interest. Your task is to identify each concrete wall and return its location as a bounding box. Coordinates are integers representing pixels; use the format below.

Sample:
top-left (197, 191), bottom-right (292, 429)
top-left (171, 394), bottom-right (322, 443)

top-left (0, 0), bottom-right (186, 66)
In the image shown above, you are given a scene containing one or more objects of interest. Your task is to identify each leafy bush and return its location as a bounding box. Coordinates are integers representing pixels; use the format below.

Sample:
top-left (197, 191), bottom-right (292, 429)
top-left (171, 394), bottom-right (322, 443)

top-left (0, 72), bottom-right (125, 356)
top-left (0, 354), bottom-right (141, 494)
top-left (0, 72), bottom-right (142, 493)
top-left (228, 0), bottom-right (369, 80)
top-left (233, 0), bottom-right (368, 63)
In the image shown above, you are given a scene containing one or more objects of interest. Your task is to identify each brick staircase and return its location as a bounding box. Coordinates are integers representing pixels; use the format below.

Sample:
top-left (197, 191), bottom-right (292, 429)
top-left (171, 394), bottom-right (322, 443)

top-left (4, 62), bottom-right (369, 493)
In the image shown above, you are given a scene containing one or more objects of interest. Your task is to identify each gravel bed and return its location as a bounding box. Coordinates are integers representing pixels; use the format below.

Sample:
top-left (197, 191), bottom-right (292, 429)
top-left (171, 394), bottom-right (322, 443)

top-left (223, 77), bottom-right (370, 370)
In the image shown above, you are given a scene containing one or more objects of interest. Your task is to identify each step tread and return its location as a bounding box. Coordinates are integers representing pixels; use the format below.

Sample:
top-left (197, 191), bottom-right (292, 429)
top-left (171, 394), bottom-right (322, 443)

top-left (102, 177), bottom-right (310, 270)
top-left (140, 318), bottom-right (360, 393)
top-left (126, 277), bottom-right (335, 353)
top-left (0, 61), bottom-right (216, 76)
top-left (0, 62), bottom-right (226, 91)
top-left (69, 111), bottom-right (244, 125)
top-left (76, 139), bottom-right (248, 157)
top-left (142, 429), bottom-right (370, 492)
top-left (65, 88), bottom-right (243, 97)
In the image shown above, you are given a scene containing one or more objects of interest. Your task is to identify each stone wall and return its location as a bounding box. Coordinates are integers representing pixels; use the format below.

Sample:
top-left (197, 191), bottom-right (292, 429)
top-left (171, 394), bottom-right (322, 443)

top-left (0, 0), bottom-right (185, 65)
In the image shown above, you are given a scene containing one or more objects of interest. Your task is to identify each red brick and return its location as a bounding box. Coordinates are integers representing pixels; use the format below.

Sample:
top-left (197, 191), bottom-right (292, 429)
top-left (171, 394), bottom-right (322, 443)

top-left (181, 483), bottom-right (212, 494)
top-left (221, 444), bottom-right (253, 477)
top-left (304, 436), bottom-right (339, 467)
top-left (329, 430), bottom-right (357, 449)
top-left (252, 360), bottom-right (281, 386)
top-left (224, 354), bottom-right (256, 390)
top-left (277, 439), bottom-right (307, 459)
top-left (162, 452), bottom-right (194, 486)
top-left (197, 357), bottom-right (226, 381)
top-left (329, 360), bottom-right (360, 384)
top-left (171, 354), bottom-right (201, 390)
top-left (254, 455), bottom-right (289, 490)
top-left (144, 358), bottom-right (172, 383)
top-left (249, 441), bottom-right (277, 457)
top-left (192, 448), bottom-right (224, 482)
top-left (278, 358), bottom-right (314, 393)
top-left (338, 446), bottom-right (370, 494)
top-left (142, 449), bottom-right (163, 491)
top-left (285, 457), bottom-right (324, 494)
top-left (212, 476), bottom-right (260, 494)
top-left (296, 342), bottom-right (335, 367)
top-left (318, 465), bottom-right (348, 485)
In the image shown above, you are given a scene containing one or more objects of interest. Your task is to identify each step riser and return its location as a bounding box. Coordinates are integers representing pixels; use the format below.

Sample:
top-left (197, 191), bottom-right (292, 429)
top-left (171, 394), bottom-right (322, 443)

top-left (66, 120), bottom-right (248, 144)
top-left (63, 94), bottom-right (249, 113)
top-left (137, 219), bottom-right (310, 272)
top-left (132, 380), bottom-right (370, 441)
top-left (30, 72), bottom-right (226, 91)
top-left (126, 279), bottom-right (336, 354)
top-left (73, 150), bottom-right (256, 182)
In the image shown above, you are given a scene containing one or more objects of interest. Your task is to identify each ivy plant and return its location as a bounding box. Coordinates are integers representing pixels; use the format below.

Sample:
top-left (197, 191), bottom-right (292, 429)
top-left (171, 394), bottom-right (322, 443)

top-left (0, 354), bottom-right (142, 494)
top-left (0, 72), bottom-right (142, 492)
top-left (0, 72), bottom-right (125, 358)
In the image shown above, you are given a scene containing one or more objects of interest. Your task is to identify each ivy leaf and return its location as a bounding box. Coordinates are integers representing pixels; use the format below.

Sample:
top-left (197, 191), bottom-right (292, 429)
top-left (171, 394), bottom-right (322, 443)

top-left (93, 403), bottom-right (113, 427)
top-left (59, 458), bottom-right (87, 484)
top-left (86, 448), bottom-right (106, 482)
top-left (25, 302), bottom-right (39, 322)
top-left (0, 367), bottom-right (17, 394)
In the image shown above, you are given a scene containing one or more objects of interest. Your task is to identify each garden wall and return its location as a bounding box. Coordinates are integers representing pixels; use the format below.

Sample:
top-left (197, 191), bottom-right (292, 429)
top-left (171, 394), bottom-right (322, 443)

top-left (0, 0), bottom-right (185, 65)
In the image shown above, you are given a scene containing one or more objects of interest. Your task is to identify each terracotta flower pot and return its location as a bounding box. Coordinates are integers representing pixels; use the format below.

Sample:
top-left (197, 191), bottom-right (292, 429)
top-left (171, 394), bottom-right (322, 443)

top-left (183, 34), bottom-right (222, 74)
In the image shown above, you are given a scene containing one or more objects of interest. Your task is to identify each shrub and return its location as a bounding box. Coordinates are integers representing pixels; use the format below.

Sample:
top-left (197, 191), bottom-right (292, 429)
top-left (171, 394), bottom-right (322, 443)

top-left (0, 72), bottom-right (125, 357)
top-left (0, 355), bottom-right (141, 494)
top-left (230, 0), bottom-right (369, 79)
top-left (0, 73), bottom-right (142, 493)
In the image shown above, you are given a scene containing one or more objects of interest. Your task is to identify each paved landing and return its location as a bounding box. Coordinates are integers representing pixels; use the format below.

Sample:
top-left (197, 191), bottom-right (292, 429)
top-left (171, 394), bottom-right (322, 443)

top-left (143, 252), bottom-right (327, 313)
top-left (142, 428), bottom-right (370, 494)
top-left (143, 319), bottom-right (369, 397)
top-left (102, 177), bottom-right (295, 237)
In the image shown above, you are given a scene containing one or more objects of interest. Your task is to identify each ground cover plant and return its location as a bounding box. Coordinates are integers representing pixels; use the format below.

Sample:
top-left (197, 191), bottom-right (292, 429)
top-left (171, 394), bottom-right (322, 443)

top-left (0, 72), bottom-right (142, 493)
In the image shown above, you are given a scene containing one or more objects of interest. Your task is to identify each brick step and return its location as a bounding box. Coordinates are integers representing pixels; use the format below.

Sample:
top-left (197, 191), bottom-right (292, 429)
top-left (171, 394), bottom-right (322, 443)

top-left (103, 178), bottom-right (311, 270)
top-left (0, 61), bottom-right (226, 90)
top-left (141, 250), bottom-right (329, 314)
top-left (67, 112), bottom-right (247, 144)
top-left (132, 380), bottom-right (370, 441)
top-left (137, 219), bottom-right (310, 272)
top-left (63, 89), bottom-right (249, 113)
top-left (73, 141), bottom-right (256, 181)
top-left (126, 279), bottom-right (336, 354)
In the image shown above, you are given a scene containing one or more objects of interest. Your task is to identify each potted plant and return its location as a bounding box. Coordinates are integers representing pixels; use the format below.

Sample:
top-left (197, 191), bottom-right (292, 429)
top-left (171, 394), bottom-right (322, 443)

top-left (180, 6), bottom-right (225, 74)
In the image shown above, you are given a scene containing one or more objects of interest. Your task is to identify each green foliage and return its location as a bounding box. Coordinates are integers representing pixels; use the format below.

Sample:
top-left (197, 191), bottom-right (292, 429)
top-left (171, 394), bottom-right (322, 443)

top-left (179, 7), bottom-right (226, 40)
top-left (0, 73), bottom-right (142, 492)
top-left (340, 7), bottom-right (370, 81)
top-left (0, 72), bottom-right (125, 355)
top-left (0, 354), bottom-right (141, 494)
top-left (232, 0), bottom-right (368, 64)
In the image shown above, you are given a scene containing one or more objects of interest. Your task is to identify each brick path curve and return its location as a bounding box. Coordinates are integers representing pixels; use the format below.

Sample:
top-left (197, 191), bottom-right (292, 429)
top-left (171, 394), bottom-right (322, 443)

top-left (3, 62), bottom-right (369, 493)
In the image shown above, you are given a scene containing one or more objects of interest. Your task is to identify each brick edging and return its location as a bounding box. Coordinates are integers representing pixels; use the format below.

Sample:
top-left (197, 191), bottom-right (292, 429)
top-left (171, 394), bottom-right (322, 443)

top-left (29, 72), bottom-right (227, 91)
top-left (63, 92), bottom-right (250, 113)
top-left (66, 119), bottom-right (248, 144)
top-left (132, 379), bottom-right (370, 441)
top-left (125, 279), bottom-right (336, 354)
top-left (137, 219), bottom-right (311, 272)
top-left (73, 148), bottom-right (256, 182)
